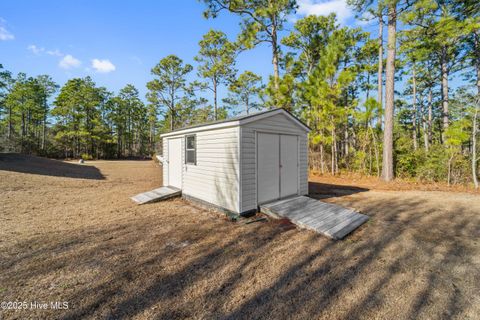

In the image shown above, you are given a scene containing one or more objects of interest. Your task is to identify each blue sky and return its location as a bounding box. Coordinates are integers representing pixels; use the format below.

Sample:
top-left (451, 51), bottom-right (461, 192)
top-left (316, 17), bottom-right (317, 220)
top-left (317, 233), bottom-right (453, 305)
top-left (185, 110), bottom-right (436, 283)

top-left (0, 0), bottom-right (377, 106)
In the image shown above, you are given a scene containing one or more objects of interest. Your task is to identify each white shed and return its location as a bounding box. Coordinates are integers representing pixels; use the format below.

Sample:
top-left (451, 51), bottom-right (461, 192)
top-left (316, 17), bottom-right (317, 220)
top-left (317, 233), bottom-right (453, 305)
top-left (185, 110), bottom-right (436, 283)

top-left (160, 108), bottom-right (310, 216)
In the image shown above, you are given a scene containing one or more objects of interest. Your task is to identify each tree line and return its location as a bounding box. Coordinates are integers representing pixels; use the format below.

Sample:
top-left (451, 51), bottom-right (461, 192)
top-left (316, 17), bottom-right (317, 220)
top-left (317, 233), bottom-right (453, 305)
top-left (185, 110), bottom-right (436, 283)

top-left (199, 0), bottom-right (479, 187)
top-left (0, 0), bottom-right (479, 187)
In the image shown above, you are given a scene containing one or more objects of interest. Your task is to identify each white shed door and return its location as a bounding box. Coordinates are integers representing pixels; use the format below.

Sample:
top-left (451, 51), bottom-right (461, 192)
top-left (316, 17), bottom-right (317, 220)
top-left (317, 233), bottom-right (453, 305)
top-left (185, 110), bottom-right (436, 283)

top-left (280, 135), bottom-right (298, 198)
top-left (168, 138), bottom-right (182, 189)
top-left (257, 133), bottom-right (298, 204)
top-left (257, 133), bottom-right (280, 204)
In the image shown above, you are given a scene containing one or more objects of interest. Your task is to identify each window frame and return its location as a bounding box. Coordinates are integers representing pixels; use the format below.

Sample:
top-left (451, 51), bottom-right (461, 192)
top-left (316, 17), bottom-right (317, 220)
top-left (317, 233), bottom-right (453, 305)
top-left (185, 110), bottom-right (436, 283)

top-left (185, 134), bottom-right (197, 165)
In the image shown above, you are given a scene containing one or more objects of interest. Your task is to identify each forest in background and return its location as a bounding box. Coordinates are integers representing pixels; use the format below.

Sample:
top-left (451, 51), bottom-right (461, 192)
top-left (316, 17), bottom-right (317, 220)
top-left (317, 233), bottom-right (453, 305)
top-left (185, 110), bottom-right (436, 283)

top-left (0, 0), bottom-right (479, 188)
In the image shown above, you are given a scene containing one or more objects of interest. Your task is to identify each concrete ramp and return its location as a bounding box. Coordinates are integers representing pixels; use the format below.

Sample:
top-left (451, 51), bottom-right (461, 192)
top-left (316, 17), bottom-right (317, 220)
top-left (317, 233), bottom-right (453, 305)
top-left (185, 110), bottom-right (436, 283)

top-left (260, 196), bottom-right (368, 240)
top-left (131, 186), bottom-right (181, 204)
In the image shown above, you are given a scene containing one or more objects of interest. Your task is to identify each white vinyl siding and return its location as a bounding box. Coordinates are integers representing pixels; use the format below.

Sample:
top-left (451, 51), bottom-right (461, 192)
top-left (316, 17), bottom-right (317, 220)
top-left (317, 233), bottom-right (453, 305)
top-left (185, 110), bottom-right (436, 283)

top-left (161, 109), bottom-right (309, 214)
top-left (299, 134), bottom-right (308, 195)
top-left (165, 127), bottom-right (240, 212)
top-left (162, 138), bottom-right (168, 186)
top-left (240, 113), bottom-right (308, 212)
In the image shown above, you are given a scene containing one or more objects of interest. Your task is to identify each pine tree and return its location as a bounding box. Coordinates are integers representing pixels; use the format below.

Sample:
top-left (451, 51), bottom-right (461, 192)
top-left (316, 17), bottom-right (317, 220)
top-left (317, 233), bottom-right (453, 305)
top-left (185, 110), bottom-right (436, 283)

top-left (53, 77), bottom-right (107, 158)
top-left (301, 23), bottom-right (362, 174)
top-left (403, 0), bottom-right (469, 140)
top-left (223, 71), bottom-right (262, 114)
top-left (195, 29), bottom-right (237, 120)
top-left (146, 55), bottom-right (193, 131)
top-left (201, 0), bottom-right (297, 104)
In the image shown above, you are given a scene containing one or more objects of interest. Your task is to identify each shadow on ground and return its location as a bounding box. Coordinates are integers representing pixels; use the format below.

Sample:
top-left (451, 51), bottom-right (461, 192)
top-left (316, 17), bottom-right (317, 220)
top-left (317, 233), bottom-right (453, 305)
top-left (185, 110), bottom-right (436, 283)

top-left (1, 193), bottom-right (478, 319)
top-left (309, 181), bottom-right (369, 199)
top-left (0, 153), bottom-right (104, 180)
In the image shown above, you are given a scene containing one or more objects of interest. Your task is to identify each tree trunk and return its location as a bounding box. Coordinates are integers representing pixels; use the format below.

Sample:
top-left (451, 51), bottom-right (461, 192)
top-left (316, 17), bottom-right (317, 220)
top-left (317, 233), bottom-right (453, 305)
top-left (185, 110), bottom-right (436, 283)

top-left (412, 65), bottom-right (418, 151)
top-left (361, 135), bottom-right (367, 172)
top-left (26, 108), bottom-right (30, 137)
top-left (129, 112), bottom-right (133, 155)
top-left (421, 99), bottom-right (429, 152)
top-left (345, 127), bottom-right (349, 157)
top-left (8, 105), bottom-right (12, 140)
top-left (331, 140), bottom-right (335, 176)
top-left (447, 154), bottom-right (454, 186)
top-left (42, 110), bottom-right (47, 151)
top-left (170, 106), bottom-right (174, 131)
top-left (377, 13), bottom-right (383, 114)
top-left (381, 3), bottom-right (396, 182)
top-left (371, 126), bottom-right (380, 177)
top-left (473, 33), bottom-right (479, 188)
top-left (117, 128), bottom-right (122, 158)
top-left (271, 22), bottom-right (280, 104)
top-left (368, 144), bottom-right (373, 174)
top-left (472, 102), bottom-right (478, 189)
top-left (246, 96), bottom-right (249, 115)
top-left (149, 123), bottom-right (153, 152)
top-left (331, 126), bottom-right (336, 175)
top-left (213, 77), bottom-right (218, 120)
top-left (320, 143), bottom-right (325, 174)
top-left (428, 89), bottom-right (433, 145)
top-left (366, 72), bottom-right (370, 100)
top-left (152, 123), bottom-right (156, 152)
top-left (21, 112), bottom-right (25, 152)
top-left (441, 46), bottom-right (449, 138)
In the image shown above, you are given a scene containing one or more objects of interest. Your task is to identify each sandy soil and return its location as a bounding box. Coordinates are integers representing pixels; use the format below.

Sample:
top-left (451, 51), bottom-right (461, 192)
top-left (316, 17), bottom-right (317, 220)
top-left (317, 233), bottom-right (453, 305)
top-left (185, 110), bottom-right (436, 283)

top-left (1, 154), bottom-right (479, 320)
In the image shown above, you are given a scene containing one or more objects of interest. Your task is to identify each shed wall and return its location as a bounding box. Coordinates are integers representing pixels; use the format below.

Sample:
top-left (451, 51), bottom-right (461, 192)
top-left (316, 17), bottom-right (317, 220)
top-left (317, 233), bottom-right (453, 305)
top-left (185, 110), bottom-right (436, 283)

top-left (163, 126), bottom-right (240, 212)
top-left (240, 113), bottom-right (308, 212)
top-left (162, 138), bottom-right (168, 185)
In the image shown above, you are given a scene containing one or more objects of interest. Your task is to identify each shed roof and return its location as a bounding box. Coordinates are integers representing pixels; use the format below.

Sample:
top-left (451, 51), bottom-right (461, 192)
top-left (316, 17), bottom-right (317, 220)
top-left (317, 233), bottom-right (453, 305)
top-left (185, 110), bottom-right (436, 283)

top-left (160, 108), bottom-right (310, 137)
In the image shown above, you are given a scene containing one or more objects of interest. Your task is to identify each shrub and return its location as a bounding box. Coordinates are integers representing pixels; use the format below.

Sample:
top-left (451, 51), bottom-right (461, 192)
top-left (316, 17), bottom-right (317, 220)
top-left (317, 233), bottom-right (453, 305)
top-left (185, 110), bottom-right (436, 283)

top-left (81, 153), bottom-right (93, 161)
top-left (415, 145), bottom-right (449, 182)
top-left (394, 136), bottom-right (421, 178)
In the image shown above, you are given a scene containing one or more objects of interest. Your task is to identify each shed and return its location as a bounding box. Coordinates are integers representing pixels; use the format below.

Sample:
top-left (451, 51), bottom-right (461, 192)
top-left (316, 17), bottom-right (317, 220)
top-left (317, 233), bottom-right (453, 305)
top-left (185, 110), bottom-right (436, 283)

top-left (160, 108), bottom-right (310, 216)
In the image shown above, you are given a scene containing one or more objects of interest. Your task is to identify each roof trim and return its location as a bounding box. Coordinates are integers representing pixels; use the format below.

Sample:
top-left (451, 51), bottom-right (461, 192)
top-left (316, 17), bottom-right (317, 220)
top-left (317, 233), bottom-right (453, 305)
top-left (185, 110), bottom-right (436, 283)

top-left (160, 108), bottom-right (310, 138)
top-left (239, 108), bottom-right (310, 132)
top-left (160, 121), bottom-right (240, 137)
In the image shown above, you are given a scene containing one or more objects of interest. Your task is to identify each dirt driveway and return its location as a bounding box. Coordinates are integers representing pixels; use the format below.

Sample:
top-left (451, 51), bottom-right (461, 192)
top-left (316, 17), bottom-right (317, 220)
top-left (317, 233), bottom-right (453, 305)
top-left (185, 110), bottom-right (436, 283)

top-left (1, 154), bottom-right (479, 319)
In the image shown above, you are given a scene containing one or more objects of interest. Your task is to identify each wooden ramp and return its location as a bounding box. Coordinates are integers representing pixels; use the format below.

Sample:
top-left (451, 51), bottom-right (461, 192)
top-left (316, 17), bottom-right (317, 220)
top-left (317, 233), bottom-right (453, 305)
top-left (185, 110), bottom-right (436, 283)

top-left (260, 196), bottom-right (368, 240)
top-left (131, 186), bottom-right (181, 204)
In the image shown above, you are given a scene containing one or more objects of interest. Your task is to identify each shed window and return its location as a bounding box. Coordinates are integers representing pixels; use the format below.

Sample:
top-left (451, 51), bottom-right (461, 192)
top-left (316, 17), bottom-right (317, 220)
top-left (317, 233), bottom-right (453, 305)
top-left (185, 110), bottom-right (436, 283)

top-left (185, 135), bottom-right (196, 165)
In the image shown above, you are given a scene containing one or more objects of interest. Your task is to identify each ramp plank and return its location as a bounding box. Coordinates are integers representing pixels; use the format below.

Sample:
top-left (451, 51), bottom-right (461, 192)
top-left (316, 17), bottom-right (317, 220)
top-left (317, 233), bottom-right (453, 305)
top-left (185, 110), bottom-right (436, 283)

top-left (131, 186), bottom-right (181, 204)
top-left (260, 196), bottom-right (368, 240)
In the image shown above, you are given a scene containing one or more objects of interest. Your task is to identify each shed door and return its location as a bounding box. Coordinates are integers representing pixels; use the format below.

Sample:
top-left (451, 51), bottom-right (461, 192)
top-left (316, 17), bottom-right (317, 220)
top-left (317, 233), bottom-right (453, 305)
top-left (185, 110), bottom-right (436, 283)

top-left (168, 138), bottom-right (182, 189)
top-left (257, 133), bottom-right (280, 204)
top-left (280, 135), bottom-right (298, 198)
top-left (257, 133), bottom-right (299, 204)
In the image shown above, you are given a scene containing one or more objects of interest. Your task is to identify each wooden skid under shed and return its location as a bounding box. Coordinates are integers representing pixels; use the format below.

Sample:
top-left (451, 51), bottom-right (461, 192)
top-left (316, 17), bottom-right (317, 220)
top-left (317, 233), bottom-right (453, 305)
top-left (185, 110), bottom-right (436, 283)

top-left (131, 186), bottom-right (181, 204)
top-left (260, 196), bottom-right (369, 240)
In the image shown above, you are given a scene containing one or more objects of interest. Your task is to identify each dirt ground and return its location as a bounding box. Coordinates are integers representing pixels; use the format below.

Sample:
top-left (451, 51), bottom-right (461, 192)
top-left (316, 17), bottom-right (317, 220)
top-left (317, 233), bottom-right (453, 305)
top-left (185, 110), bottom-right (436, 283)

top-left (309, 171), bottom-right (480, 194)
top-left (1, 154), bottom-right (479, 320)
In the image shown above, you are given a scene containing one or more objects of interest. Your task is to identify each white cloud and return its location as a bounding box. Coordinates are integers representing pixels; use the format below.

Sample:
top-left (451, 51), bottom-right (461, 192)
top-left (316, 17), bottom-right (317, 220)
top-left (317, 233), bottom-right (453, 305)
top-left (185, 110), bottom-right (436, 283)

top-left (91, 59), bottom-right (116, 73)
top-left (59, 54), bottom-right (81, 69)
top-left (296, 0), bottom-right (353, 24)
top-left (0, 21), bottom-right (14, 40)
top-left (46, 49), bottom-right (63, 56)
top-left (28, 44), bottom-right (64, 56)
top-left (355, 11), bottom-right (375, 26)
top-left (28, 44), bottom-right (44, 54)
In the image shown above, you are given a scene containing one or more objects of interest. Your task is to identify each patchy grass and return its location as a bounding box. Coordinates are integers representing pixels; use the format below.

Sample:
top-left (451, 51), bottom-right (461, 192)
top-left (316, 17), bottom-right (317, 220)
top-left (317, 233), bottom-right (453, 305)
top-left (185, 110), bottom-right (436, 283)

top-left (1, 154), bottom-right (479, 319)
